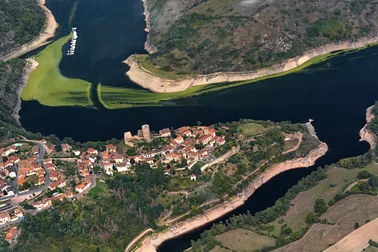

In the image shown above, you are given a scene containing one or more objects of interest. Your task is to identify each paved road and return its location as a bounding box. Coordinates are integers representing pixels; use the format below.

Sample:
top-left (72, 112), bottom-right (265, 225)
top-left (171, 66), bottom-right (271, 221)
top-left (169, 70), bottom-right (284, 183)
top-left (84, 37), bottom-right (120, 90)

top-left (17, 140), bottom-right (50, 196)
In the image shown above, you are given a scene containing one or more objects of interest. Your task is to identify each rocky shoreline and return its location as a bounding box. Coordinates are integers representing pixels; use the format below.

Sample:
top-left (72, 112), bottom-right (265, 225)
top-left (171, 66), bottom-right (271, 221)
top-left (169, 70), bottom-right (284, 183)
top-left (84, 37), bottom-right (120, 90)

top-left (12, 59), bottom-right (39, 123)
top-left (130, 136), bottom-right (328, 252)
top-left (125, 35), bottom-right (378, 93)
top-left (359, 105), bottom-right (377, 149)
top-left (140, 0), bottom-right (157, 54)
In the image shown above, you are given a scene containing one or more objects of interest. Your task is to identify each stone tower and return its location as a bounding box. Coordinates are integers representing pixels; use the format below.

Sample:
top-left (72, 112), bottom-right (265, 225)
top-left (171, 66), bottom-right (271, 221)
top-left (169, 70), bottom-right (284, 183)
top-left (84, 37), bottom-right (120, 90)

top-left (142, 124), bottom-right (151, 142)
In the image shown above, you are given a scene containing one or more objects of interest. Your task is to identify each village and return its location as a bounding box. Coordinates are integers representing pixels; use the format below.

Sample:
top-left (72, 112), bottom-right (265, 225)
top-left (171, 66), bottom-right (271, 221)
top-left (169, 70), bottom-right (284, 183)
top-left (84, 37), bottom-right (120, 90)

top-left (0, 123), bottom-right (228, 246)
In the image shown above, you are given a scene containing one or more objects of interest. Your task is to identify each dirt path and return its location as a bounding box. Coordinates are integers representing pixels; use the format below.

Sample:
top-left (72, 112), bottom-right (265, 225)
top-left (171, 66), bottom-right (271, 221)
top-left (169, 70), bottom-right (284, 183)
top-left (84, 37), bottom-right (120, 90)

top-left (131, 142), bottom-right (328, 252)
top-left (343, 179), bottom-right (368, 193)
top-left (324, 217), bottom-right (378, 252)
top-left (0, 0), bottom-right (58, 61)
top-left (282, 132), bottom-right (303, 155)
top-left (125, 228), bottom-right (154, 252)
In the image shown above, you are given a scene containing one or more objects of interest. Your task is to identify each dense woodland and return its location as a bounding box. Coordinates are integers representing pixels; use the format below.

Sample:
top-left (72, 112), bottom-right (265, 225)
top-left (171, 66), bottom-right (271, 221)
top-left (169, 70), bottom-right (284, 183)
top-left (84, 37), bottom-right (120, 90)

top-left (0, 59), bottom-right (29, 141)
top-left (16, 163), bottom-right (168, 251)
top-left (0, 0), bottom-right (45, 58)
top-left (0, 0), bottom-right (46, 143)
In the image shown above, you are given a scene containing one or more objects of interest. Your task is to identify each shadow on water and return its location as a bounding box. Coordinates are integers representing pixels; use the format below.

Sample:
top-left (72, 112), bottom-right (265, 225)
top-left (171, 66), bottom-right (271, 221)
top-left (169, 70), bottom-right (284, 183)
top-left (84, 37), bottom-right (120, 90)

top-left (19, 0), bottom-right (378, 250)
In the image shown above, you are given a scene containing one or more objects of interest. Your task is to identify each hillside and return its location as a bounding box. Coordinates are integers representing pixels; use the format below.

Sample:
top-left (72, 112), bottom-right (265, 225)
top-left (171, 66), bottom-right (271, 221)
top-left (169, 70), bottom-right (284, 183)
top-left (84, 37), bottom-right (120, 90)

top-left (191, 103), bottom-right (378, 252)
top-left (142, 0), bottom-right (378, 75)
top-left (0, 0), bottom-right (45, 58)
top-left (0, 0), bottom-right (46, 140)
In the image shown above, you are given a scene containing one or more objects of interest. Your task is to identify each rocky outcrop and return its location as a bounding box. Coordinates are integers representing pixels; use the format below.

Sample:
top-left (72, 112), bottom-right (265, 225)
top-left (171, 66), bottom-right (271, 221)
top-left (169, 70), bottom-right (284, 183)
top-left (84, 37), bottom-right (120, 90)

top-left (359, 105), bottom-right (377, 149)
top-left (141, 0), bottom-right (157, 54)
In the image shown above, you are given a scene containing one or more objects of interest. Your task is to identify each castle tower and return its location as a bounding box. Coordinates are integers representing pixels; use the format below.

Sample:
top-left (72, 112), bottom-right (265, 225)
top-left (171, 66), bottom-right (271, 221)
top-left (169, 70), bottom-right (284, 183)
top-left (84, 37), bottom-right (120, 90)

top-left (142, 124), bottom-right (151, 142)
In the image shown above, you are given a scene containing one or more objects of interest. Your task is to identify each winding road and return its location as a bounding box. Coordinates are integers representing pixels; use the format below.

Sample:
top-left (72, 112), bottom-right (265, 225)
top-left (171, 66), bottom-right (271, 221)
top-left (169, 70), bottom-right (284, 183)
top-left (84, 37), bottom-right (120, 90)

top-left (16, 139), bottom-right (50, 196)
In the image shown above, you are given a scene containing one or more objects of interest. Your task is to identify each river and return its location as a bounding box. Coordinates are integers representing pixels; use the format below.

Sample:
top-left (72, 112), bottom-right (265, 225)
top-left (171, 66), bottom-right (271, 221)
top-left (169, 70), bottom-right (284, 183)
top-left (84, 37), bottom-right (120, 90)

top-left (19, 0), bottom-right (378, 251)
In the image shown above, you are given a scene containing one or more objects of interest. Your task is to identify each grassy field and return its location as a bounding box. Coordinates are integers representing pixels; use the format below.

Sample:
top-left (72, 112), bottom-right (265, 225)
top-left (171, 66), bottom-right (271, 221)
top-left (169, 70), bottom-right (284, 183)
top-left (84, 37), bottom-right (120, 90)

top-left (238, 123), bottom-right (269, 137)
top-left (269, 164), bottom-right (378, 235)
top-left (276, 194), bottom-right (378, 252)
top-left (166, 177), bottom-right (204, 192)
top-left (22, 35), bottom-right (92, 107)
top-left (216, 228), bottom-right (275, 251)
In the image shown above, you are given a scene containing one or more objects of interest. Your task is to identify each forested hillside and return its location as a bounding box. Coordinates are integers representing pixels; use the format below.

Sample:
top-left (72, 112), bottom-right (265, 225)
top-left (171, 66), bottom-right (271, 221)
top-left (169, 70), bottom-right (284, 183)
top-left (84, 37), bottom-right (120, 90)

top-left (0, 0), bottom-right (45, 57)
top-left (0, 0), bottom-right (46, 141)
top-left (0, 59), bottom-right (26, 139)
top-left (144, 0), bottom-right (378, 75)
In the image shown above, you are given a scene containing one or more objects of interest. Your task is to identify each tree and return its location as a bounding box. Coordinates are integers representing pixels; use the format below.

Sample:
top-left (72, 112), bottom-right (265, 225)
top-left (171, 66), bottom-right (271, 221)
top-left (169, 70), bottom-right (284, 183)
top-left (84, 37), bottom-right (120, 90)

top-left (357, 170), bottom-right (372, 179)
top-left (197, 121), bottom-right (202, 126)
top-left (93, 166), bottom-right (101, 174)
top-left (305, 212), bottom-right (319, 224)
top-left (368, 175), bottom-right (378, 187)
top-left (354, 222), bottom-right (360, 229)
top-left (358, 181), bottom-right (369, 192)
top-left (314, 199), bottom-right (327, 214)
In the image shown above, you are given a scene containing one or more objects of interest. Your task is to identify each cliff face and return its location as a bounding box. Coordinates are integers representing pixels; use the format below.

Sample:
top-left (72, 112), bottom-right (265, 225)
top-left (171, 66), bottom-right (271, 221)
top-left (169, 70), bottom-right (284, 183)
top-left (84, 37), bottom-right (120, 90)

top-left (360, 105), bottom-right (377, 149)
top-left (141, 0), bottom-right (378, 75)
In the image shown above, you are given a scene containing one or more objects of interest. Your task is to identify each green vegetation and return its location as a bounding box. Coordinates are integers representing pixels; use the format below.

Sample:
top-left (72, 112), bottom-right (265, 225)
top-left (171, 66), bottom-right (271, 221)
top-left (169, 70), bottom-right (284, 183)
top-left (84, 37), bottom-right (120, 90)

top-left (0, 0), bottom-right (45, 57)
top-left (370, 239), bottom-right (378, 248)
top-left (16, 163), bottom-right (168, 251)
top-left (100, 52), bottom-right (335, 109)
top-left (144, 0), bottom-right (376, 75)
top-left (0, 59), bottom-right (29, 140)
top-left (22, 35), bottom-right (92, 107)
top-left (192, 158), bottom-right (378, 251)
top-left (216, 228), bottom-right (276, 251)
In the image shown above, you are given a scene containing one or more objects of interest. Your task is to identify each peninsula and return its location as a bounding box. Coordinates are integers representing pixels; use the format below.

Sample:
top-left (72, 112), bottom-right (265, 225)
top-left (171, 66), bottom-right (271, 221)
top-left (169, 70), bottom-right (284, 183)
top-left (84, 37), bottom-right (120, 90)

top-left (0, 119), bottom-right (326, 251)
top-left (125, 119), bottom-right (328, 251)
top-left (125, 0), bottom-right (378, 93)
top-left (186, 103), bottom-right (378, 252)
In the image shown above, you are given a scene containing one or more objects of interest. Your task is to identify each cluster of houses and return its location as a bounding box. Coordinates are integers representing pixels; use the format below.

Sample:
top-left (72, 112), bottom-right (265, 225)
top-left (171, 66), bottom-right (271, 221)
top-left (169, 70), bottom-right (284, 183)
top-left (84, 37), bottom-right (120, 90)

top-left (0, 146), bottom-right (20, 197)
top-left (0, 209), bottom-right (23, 226)
top-left (102, 144), bottom-right (132, 176)
top-left (100, 124), bottom-right (226, 176)
top-left (17, 158), bottom-right (46, 191)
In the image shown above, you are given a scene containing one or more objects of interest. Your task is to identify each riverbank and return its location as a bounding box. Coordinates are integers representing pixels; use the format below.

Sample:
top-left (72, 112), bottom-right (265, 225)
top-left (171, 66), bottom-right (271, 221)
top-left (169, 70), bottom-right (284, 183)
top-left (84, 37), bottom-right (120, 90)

top-left (125, 36), bottom-right (378, 93)
top-left (12, 58), bottom-right (39, 123)
top-left (130, 142), bottom-right (328, 252)
top-left (21, 35), bottom-right (93, 107)
top-left (1, 0), bottom-right (58, 62)
top-left (359, 105), bottom-right (377, 149)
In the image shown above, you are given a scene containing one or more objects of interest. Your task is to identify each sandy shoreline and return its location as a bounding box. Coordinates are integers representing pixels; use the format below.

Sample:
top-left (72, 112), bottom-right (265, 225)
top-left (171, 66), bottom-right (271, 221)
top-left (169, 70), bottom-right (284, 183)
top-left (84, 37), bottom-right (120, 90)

top-left (359, 105), bottom-right (376, 149)
top-left (12, 58), bottom-right (39, 123)
top-left (125, 35), bottom-right (378, 93)
top-left (0, 0), bottom-right (58, 62)
top-left (130, 141), bottom-right (328, 252)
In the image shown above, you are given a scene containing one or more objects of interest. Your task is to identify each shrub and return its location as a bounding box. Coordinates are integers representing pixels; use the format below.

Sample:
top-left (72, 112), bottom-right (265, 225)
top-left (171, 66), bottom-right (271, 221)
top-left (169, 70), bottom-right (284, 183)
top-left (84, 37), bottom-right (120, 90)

top-left (357, 170), bottom-right (372, 179)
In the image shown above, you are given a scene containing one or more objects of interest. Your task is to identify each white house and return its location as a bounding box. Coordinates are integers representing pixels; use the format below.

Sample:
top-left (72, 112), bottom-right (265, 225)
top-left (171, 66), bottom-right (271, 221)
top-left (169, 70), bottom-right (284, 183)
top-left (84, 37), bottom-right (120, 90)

top-left (0, 212), bottom-right (10, 225)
